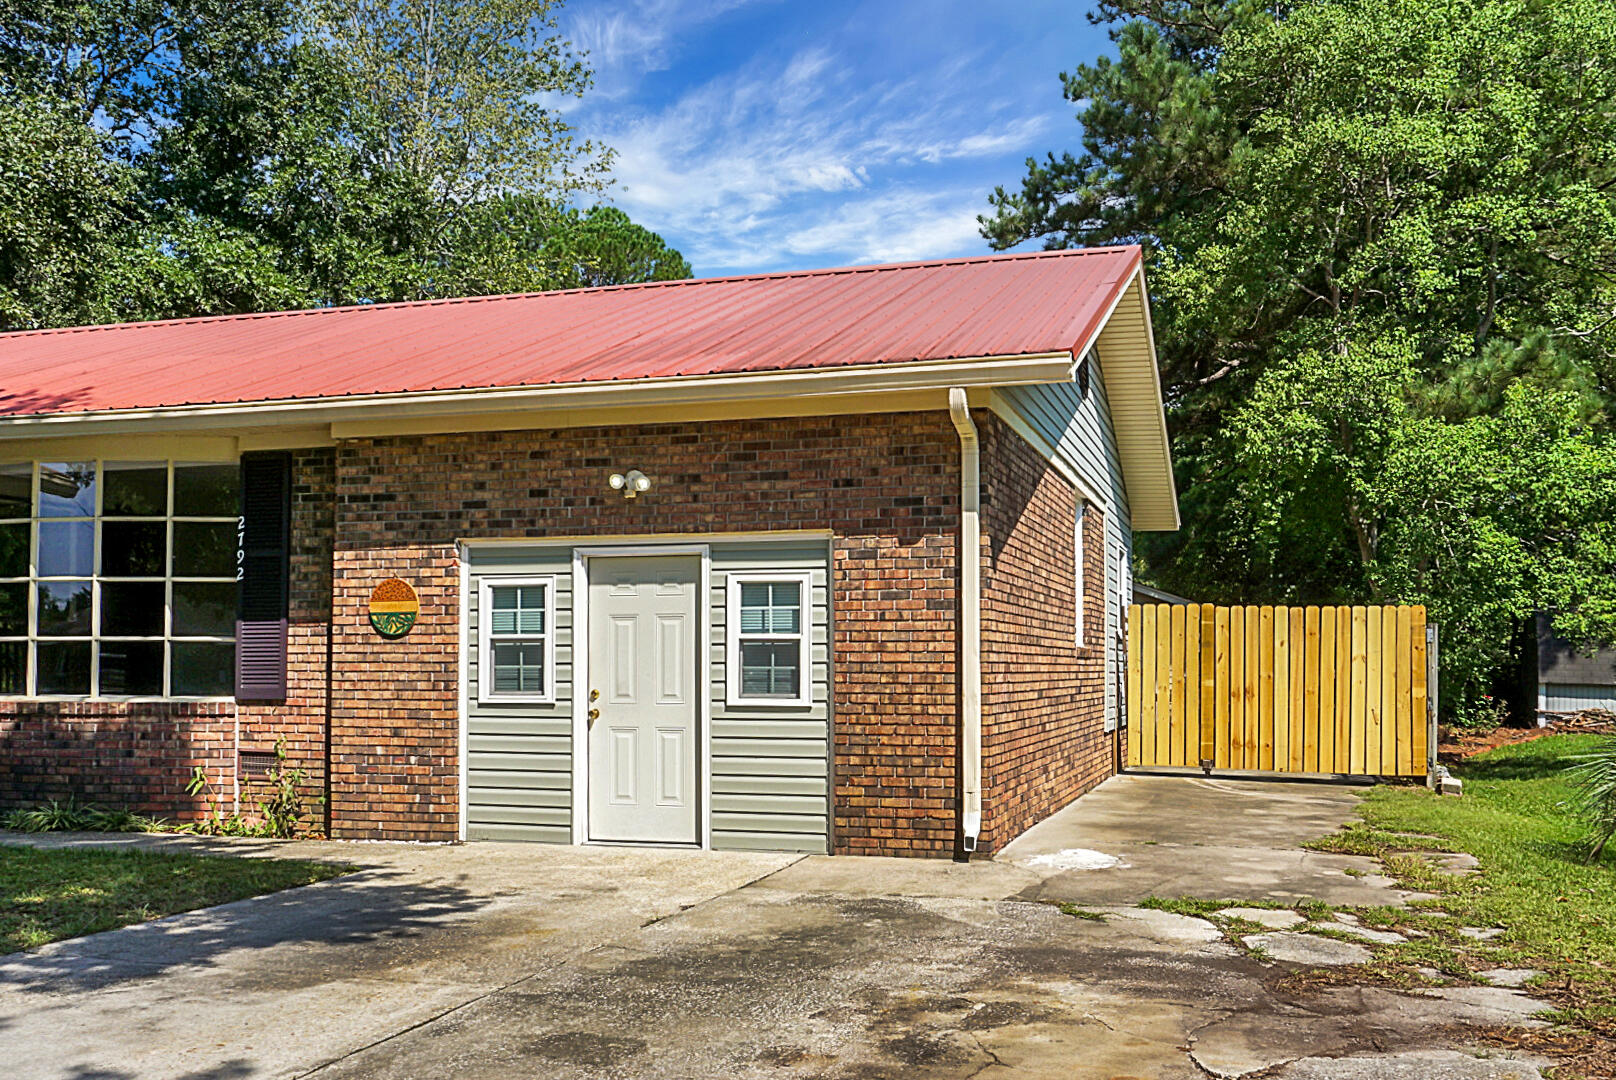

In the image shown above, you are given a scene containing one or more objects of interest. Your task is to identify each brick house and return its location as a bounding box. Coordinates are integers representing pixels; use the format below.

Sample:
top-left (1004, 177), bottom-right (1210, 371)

top-left (0, 247), bottom-right (1177, 858)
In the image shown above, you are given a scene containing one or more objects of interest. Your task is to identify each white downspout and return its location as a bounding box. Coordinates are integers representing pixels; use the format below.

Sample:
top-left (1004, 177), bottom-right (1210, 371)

top-left (948, 388), bottom-right (982, 856)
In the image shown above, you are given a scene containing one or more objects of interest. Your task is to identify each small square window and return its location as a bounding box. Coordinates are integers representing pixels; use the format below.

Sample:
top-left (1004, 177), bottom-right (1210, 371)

top-left (727, 573), bottom-right (811, 707)
top-left (172, 641), bottom-right (235, 696)
top-left (99, 641), bottom-right (164, 696)
top-left (478, 577), bottom-right (554, 703)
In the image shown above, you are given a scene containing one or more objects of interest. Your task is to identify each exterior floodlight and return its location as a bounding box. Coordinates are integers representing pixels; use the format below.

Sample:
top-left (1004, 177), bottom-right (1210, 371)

top-left (609, 469), bottom-right (652, 498)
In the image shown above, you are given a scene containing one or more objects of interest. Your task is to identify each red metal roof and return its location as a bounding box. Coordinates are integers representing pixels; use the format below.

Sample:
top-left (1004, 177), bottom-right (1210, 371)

top-left (0, 246), bottom-right (1141, 418)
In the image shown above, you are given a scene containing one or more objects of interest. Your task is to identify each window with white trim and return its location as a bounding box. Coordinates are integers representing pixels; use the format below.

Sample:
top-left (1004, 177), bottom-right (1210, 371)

top-left (0, 460), bottom-right (239, 699)
top-left (478, 576), bottom-right (555, 703)
top-left (727, 572), bottom-right (812, 706)
top-left (1075, 501), bottom-right (1087, 648)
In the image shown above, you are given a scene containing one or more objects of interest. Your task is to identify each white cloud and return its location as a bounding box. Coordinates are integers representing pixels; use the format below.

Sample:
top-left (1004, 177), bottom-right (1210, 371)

top-left (567, 0), bottom-right (767, 98)
top-left (581, 41), bottom-right (1053, 273)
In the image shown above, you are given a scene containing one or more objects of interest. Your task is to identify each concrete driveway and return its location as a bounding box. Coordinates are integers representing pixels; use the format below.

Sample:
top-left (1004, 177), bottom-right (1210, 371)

top-left (0, 776), bottom-right (1549, 1079)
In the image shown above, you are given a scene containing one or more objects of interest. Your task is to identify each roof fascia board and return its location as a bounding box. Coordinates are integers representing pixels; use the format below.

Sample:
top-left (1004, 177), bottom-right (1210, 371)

top-left (1133, 269), bottom-right (1180, 528)
top-left (0, 352), bottom-right (1072, 440)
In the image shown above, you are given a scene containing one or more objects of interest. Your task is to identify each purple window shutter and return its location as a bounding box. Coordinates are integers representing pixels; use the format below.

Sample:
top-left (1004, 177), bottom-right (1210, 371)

top-left (236, 452), bottom-right (291, 700)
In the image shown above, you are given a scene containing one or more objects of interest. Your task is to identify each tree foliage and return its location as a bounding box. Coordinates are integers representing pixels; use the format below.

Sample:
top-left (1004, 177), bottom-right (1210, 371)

top-left (985, 0), bottom-right (1616, 714)
top-left (0, 0), bottom-right (686, 328)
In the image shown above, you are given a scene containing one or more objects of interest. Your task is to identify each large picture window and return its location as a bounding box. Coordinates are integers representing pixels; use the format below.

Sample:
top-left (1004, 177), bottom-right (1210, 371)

top-left (0, 461), bottom-right (238, 698)
top-left (726, 571), bottom-right (813, 707)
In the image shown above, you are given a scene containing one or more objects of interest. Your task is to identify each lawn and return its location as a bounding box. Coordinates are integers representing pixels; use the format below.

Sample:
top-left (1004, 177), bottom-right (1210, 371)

top-left (1306, 733), bottom-right (1616, 1071)
top-left (0, 844), bottom-right (349, 953)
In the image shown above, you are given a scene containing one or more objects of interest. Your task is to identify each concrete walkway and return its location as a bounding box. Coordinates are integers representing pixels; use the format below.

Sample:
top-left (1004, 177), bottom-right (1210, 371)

top-left (0, 776), bottom-right (1548, 1079)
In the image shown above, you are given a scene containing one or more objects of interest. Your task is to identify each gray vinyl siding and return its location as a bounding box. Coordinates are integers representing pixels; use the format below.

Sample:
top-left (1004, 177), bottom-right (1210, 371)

top-left (1541, 683), bottom-right (1616, 713)
top-left (998, 349), bottom-right (1134, 731)
top-left (710, 540), bottom-right (831, 853)
top-left (465, 547), bottom-right (574, 843)
top-left (462, 539), bottom-right (831, 853)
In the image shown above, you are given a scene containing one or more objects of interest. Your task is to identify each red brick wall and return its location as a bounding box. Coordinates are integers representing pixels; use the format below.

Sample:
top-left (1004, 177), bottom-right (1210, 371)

top-left (238, 446), bottom-right (336, 830)
top-left (978, 414), bottom-right (1113, 853)
top-left (0, 448), bottom-right (335, 830)
top-left (329, 413), bottom-right (961, 852)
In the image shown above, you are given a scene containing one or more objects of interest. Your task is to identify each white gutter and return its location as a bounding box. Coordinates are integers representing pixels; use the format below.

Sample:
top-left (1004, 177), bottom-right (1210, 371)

top-left (948, 387), bottom-right (982, 856)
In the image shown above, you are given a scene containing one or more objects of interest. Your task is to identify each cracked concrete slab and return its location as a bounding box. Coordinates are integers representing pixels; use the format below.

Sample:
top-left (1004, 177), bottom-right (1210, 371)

top-left (0, 775), bottom-right (1553, 1079)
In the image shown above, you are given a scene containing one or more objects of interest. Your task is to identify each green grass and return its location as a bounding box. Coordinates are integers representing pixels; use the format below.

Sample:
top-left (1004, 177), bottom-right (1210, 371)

top-left (1317, 734), bottom-right (1616, 1037)
top-left (0, 845), bottom-right (349, 953)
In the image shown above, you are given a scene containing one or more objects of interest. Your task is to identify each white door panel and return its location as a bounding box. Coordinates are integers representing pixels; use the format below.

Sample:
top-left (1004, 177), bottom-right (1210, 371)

top-left (587, 555), bottom-right (700, 843)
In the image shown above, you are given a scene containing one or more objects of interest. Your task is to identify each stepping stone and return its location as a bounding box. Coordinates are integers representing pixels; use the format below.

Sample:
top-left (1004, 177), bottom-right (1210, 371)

top-left (1421, 852), bottom-right (1481, 876)
top-left (1415, 966), bottom-right (1448, 982)
top-left (1458, 926), bottom-right (1506, 942)
top-left (1333, 912), bottom-right (1362, 926)
top-left (1325, 922), bottom-right (1406, 945)
top-left (1479, 968), bottom-right (1541, 988)
top-left (1218, 906), bottom-right (1304, 930)
top-left (1244, 932), bottom-right (1371, 966)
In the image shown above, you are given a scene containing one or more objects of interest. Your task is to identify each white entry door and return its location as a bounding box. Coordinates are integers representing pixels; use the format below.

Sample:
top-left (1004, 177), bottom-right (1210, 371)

top-left (586, 555), bottom-right (700, 843)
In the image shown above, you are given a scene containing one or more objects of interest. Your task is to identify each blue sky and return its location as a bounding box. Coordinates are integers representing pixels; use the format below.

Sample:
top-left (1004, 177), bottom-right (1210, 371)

top-left (558, 1), bottom-right (1115, 277)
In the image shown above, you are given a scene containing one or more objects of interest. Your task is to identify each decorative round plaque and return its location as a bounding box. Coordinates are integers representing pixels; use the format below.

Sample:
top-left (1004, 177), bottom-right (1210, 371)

top-left (368, 578), bottom-right (420, 638)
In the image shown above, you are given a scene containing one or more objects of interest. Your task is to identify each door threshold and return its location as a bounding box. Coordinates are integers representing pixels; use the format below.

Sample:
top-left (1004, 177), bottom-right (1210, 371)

top-left (584, 839), bottom-right (703, 849)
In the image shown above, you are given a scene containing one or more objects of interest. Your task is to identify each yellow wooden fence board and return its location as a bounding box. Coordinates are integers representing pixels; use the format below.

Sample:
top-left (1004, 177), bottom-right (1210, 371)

top-left (1335, 607), bottom-right (1353, 771)
top-left (1411, 607), bottom-right (1429, 777)
top-left (1316, 607), bottom-right (1335, 773)
top-left (1272, 606), bottom-right (1290, 773)
top-left (1244, 605), bottom-right (1260, 770)
top-left (1127, 604), bottom-right (1141, 767)
top-left (1139, 604), bottom-right (1157, 766)
top-left (1365, 606), bottom-right (1384, 775)
top-left (1155, 604), bottom-right (1174, 768)
top-left (1381, 605), bottom-right (1398, 773)
top-left (1184, 604), bottom-right (1202, 767)
top-left (1200, 604), bottom-right (1217, 766)
top-left (1169, 604), bottom-right (1187, 767)
top-left (1395, 606), bottom-right (1414, 776)
top-left (1303, 607), bottom-right (1321, 772)
top-left (1349, 606), bottom-right (1368, 774)
top-left (1288, 607), bottom-right (1306, 772)
top-left (1258, 607), bottom-right (1275, 771)
top-left (1215, 607), bottom-right (1228, 766)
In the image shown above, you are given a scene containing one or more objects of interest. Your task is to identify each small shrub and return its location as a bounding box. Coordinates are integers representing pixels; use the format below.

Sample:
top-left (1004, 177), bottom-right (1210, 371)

top-left (5, 797), bottom-right (94, 832)
top-left (1567, 735), bottom-right (1616, 861)
top-left (3, 799), bottom-right (162, 833)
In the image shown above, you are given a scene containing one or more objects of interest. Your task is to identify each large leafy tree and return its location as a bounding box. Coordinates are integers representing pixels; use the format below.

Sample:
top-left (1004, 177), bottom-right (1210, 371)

top-left (0, 0), bottom-right (682, 328)
top-left (985, 0), bottom-right (1616, 716)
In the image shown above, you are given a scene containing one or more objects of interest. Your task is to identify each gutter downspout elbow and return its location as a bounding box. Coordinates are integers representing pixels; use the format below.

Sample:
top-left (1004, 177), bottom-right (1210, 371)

top-left (948, 388), bottom-right (982, 858)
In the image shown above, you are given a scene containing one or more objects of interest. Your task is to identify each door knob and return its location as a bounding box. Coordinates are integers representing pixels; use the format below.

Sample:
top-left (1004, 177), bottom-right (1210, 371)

top-left (589, 688), bottom-right (600, 701)
top-left (588, 708), bottom-right (600, 721)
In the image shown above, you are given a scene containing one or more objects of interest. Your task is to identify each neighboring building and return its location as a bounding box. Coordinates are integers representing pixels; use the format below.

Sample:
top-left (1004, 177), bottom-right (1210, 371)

top-left (0, 248), bottom-right (1177, 858)
top-left (1535, 615), bottom-right (1616, 714)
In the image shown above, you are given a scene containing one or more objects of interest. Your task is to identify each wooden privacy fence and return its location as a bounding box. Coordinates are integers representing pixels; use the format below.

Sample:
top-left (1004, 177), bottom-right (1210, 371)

top-left (1126, 604), bottom-right (1435, 779)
